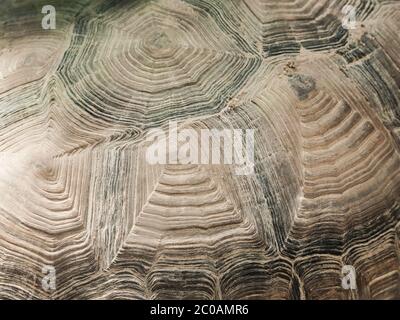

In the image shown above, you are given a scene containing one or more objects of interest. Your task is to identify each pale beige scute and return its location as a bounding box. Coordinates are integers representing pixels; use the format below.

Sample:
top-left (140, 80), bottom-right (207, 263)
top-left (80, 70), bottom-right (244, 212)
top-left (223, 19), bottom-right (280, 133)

top-left (0, 0), bottom-right (399, 300)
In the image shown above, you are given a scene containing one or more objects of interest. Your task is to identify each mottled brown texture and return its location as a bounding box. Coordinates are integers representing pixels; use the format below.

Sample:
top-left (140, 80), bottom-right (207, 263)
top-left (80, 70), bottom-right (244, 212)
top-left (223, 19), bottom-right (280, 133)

top-left (0, 0), bottom-right (399, 299)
